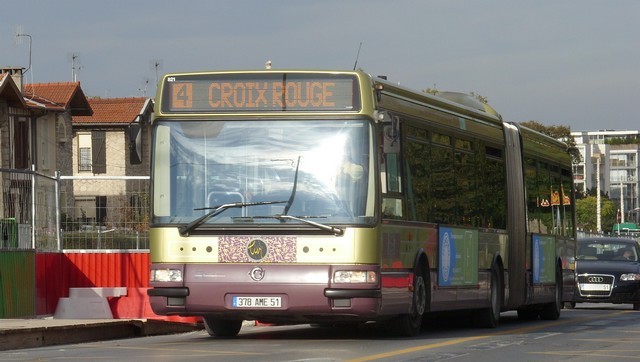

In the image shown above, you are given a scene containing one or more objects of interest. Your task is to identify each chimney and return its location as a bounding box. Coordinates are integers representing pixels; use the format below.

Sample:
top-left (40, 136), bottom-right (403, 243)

top-left (1, 67), bottom-right (24, 91)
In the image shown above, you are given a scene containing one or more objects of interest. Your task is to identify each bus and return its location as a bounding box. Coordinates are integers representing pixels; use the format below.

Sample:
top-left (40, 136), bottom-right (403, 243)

top-left (146, 69), bottom-right (577, 337)
top-left (613, 223), bottom-right (640, 238)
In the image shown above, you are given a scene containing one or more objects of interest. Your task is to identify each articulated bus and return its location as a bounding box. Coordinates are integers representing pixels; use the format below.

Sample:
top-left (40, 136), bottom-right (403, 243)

top-left (147, 69), bottom-right (576, 337)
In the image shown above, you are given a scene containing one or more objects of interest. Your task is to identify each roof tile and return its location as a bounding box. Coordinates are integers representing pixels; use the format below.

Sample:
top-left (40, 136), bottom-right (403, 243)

top-left (23, 82), bottom-right (92, 115)
top-left (74, 97), bottom-right (148, 124)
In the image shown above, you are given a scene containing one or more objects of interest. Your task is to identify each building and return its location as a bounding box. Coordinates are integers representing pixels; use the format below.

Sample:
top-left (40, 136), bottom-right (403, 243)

top-left (1, 68), bottom-right (92, 175)
top-left (571, 129), bottom-right (640, 226)
top-left (71, 97), bottom-right (153, 226)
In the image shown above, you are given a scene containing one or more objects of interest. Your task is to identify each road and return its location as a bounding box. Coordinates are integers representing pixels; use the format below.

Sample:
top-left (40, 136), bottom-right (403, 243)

top-left (3, 303), bottom-right (639, 361)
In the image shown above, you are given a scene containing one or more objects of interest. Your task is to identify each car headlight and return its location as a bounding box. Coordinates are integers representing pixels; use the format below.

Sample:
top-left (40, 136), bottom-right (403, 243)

top-left (150, 269), bottom-right (183, 282)
top-left (620, 273), bottom-right (640, 281)
top-left (333, 270), bottom-right (377, 283)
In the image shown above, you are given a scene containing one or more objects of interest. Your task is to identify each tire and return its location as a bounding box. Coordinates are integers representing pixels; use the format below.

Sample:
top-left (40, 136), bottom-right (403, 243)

top-left (472, 267), bottom-right (502, 328)
top-left (540, 267), bottom-right (562, 320)
top-left (203, 317), bottom-right (243, 338)
top-left (387, 266), bottom-right (428, 337)
top-left (517, 308), bottom-right (539, 321)
top-left (633, 303), bottom-right (640, 311)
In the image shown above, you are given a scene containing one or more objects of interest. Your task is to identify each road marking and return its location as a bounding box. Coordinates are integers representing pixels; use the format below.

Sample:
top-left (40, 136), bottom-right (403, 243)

top-left (531, 350), bottom-right (640, 359)
top-left (533, 332), bottom-right (561, 340)
top-left (84, 343), bottom-right (265, 356)
top-left (347, 310), bottom-right (630, 362)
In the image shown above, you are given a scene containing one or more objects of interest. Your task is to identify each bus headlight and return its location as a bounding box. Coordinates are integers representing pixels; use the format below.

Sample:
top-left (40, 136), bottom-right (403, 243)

top-left (334, 270), bottom-right (377, 284)
top-left (150, 269), bottom-right (183, 282)
top-left (620, 273), bottom-right (640, 281)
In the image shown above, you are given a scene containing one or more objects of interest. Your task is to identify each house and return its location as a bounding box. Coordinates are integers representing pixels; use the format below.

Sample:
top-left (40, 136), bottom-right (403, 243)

top-left (71, 97), bottom-right (153, 226)
top-left (0, 67), bottom-right (92, 248)
top-left (23, 80), bottom-right (93, 177)
top-left (0, 70), bottom-right (28, 170)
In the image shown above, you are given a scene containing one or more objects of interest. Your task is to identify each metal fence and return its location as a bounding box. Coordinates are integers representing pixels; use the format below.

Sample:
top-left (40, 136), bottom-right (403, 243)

top-left (59, 175), bottom-right (150, 250)
top-left (0, 169), bottom-right (47, 249)
top-left (1, 169), bottom-right (149, 251)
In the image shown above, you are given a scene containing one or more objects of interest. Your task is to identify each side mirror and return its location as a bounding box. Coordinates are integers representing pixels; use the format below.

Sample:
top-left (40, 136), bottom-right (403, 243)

top-left (129, 124), bottom-right (142, 165)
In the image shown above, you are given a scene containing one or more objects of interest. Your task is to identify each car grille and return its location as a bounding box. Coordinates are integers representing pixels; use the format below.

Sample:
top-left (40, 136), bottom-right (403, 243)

top-left (577, 274), bottom-right (615, 297)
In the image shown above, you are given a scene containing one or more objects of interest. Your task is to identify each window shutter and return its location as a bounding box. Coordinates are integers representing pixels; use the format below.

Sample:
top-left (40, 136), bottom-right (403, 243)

top-left (91, 131), bottom-right (106, 174)
top-left (14, 118), bottom-right (30, 169)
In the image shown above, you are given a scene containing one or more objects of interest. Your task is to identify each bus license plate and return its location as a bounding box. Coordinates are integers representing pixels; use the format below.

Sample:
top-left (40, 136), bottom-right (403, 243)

top-left (580, 283), bottom-right (610, 291)
top-left (232, 296), bottom-right (282, 308)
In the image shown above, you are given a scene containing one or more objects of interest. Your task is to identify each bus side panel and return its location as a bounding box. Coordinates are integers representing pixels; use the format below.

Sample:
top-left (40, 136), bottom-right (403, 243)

top-left (379, 222), bottom-right (438, 315)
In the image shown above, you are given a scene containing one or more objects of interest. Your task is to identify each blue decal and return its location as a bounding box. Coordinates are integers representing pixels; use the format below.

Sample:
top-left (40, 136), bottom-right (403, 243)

top-left (438, 227), bottom-right (457, 286)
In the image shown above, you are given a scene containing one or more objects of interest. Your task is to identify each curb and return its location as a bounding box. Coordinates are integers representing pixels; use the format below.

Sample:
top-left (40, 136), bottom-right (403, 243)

top-left (0, 319), bottom-right (204, 351)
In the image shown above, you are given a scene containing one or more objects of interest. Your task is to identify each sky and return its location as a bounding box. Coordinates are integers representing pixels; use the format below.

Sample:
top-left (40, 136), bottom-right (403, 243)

top-left (1, 1), bottom-right (638, 131)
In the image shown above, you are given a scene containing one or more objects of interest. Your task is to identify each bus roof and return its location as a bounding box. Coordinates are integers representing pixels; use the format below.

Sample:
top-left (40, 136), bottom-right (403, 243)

top-left (153, 69), bottom-right (505, 124)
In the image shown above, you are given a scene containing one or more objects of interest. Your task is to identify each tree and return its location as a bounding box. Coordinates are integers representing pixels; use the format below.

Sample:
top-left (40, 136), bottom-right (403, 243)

top-left (519, 120), bottom-right (582, 165)
top-left (469, 92), bottom-right (488, 104)
top-left (575, 195), bottom-right (616, 233)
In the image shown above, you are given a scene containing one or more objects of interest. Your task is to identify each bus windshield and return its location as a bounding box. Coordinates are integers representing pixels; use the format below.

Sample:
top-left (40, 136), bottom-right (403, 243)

top-left (152, 119), bottom-right (374, 228)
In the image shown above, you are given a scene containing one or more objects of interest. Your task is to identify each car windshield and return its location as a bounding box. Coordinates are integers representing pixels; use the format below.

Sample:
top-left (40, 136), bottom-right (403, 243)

top-left (577, 241), bottom-right (639, 261)
top-left (152, 119), bottom-right (375, 228)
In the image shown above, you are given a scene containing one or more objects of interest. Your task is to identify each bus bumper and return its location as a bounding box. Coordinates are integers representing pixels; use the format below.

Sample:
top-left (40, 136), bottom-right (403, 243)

top-left (147, 263), bottom-right (382, 322)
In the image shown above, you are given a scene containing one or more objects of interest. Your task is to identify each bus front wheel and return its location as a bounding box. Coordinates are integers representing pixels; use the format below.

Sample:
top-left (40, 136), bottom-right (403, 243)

top-left (203, 317), bottom-right (243, 338)
top-left (386, 266), bottom-right (427, 337)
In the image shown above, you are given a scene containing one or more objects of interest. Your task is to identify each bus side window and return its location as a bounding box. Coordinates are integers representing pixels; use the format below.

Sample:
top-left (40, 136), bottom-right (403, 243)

top-left (382, 198), bottom-right (403, 218)
top-left (385, 153), bottom-right (402, 193)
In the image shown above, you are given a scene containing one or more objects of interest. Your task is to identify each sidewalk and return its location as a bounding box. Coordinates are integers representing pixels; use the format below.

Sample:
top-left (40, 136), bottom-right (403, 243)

top-left (0, 317), bottom-right (204, 351)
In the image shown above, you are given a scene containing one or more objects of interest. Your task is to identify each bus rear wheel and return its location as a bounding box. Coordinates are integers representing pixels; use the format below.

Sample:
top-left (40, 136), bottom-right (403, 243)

top-left (539, 267), bottom-right (562, 320)
top-left (472, 267), bottom-right (501, 328)
top-left (203, 317), bottom-right (243, 338)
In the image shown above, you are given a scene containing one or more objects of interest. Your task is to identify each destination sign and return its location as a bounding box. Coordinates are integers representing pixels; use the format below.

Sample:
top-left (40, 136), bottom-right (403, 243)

top-left (162, 73), bottom-right (360, 113)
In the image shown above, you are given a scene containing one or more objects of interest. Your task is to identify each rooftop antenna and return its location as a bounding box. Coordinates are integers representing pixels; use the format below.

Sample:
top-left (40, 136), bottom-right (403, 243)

top-left (138, 78), bottom-right (150, 97)
top-left (352, 42), bottom-right (362, 70)
top-left (150, 59), bottom-right (163, 85)
top-left (145, 59), bottom-right (162, 93)
top-left (15, 25), bottom-right (33, 83)
top-left (265, 60), bottom-right (272, 69)
top-left (69, 53), bottom-right (84, 82)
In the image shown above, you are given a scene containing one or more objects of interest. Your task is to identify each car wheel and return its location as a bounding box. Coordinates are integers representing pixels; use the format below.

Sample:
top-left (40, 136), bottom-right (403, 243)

top-left (517, 308), bottom-right (539, 321)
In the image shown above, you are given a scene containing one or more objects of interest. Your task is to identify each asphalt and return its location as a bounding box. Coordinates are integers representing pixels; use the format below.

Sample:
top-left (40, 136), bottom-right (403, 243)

top-left (0, 317), bottom-right (205, 351)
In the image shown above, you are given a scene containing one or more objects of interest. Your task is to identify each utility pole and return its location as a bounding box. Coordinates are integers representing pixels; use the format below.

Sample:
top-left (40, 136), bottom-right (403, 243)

top-left (620, 182), bottom-right (625, 224)
top-left (596, 155), bottom-right (601, 233)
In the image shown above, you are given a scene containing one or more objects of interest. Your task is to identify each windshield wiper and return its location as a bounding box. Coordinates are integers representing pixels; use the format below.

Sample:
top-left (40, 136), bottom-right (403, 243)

top-left (179, 200), bottom-right (287, 236)
top-left (251, 215), bottom-right (344, 236)
top-left (282, 156), bottom-right (301, 216)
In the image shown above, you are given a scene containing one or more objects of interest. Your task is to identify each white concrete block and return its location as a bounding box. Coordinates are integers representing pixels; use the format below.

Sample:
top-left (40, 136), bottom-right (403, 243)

top-left (69, 287), bottom-right (128, 298)
top-left (53, 297), bottom-right (114, 319)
